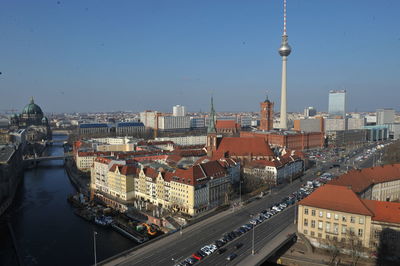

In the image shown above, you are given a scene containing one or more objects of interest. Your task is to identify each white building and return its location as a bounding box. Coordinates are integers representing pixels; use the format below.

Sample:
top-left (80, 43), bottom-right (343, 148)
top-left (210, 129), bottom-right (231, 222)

top-left (347, 117), bottom-right (366, 130)
top-left (156, 135), bottom-right (207, 146)
top-left (304, 107), bottom-right (317, 117)
top-left (325, 118), bottom-right (347, 131)
top-left (158, 116), bottom-right (190, 131)
top-left (377, 108), bottom-right (395, 125)
top-left (243, 155), bottom-right (303, 185)
top-left (173, 105), bottom-right (187, 117)
top-left (140, 111), bottom-right (160, 128)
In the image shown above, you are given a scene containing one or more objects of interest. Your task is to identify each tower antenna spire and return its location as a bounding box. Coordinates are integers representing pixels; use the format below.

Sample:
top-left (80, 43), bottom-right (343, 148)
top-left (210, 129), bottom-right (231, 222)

top-left (283, 0), bottom-right (287, 36)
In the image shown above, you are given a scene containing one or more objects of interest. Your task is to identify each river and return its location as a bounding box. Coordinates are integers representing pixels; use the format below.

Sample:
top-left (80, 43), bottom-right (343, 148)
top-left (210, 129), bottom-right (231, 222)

top-left (9, 135), bottom-right (136, 266)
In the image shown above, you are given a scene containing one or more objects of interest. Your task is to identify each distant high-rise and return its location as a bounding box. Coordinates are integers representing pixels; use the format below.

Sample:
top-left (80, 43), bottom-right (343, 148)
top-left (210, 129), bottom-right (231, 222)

top-left (173, 105), bottom-right (186, 116)
top-left (278, 0), bottom-right (292, 129)
top-left (304, 106), bottom-right (317, 117)
top-left (260, 94), bottom-right (274, 131)
top-left (328, 90), bottom-right (346, 118)
top-left (376, 108), bottom-right (395, 125)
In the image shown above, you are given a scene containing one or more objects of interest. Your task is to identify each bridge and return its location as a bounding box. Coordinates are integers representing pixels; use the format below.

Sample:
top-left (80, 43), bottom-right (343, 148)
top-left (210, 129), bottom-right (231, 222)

top-left (23, 155), bottom-right (72, 166)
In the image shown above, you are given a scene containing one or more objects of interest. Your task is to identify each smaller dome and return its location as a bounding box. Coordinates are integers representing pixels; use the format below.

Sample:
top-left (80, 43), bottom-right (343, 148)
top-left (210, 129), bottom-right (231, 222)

top-left (42, 117), bottom-right (48, 123)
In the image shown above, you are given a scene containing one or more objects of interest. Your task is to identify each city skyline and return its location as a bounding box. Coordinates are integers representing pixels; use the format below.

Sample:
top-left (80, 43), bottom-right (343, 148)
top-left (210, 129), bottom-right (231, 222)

top-left (1, 0), bottom-right (399, 113)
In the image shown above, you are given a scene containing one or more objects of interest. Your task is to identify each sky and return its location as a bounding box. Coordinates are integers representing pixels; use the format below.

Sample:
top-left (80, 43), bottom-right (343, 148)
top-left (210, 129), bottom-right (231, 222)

top-left (0, 0), bottom-right (399, 114)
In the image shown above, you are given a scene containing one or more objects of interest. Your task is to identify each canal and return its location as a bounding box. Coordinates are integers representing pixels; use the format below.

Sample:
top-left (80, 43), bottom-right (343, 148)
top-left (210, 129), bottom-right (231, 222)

top-left (9, 135), bottom-right (136, 266)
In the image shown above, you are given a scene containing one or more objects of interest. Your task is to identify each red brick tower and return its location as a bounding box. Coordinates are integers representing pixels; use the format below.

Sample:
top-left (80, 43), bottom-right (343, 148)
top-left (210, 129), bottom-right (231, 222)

top-left (260, 95), bottom-right (274, 131)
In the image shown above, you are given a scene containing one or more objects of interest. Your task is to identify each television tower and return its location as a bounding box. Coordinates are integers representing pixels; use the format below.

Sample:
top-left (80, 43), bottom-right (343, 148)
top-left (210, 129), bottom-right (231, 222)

top-left (278, 0), bottom-right (292, 129)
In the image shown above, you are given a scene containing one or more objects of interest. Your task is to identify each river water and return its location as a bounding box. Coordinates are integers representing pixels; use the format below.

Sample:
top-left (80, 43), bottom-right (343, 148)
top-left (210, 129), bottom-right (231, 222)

top-left (9, 135), bottom-right (136, 266)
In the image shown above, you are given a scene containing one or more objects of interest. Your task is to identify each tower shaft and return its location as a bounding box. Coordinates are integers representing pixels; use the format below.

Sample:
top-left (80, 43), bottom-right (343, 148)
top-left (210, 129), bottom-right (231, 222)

top-left (280, 56), bottom-right (288, 129)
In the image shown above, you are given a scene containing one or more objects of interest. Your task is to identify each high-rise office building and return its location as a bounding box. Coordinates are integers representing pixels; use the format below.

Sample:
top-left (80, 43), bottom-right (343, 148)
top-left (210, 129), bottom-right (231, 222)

top-left (173, 105), bottom-right (186, 116)
top-left (376, 108), bottom-right (395, 125)
top-left (328, 90), bottom-right (346, 118)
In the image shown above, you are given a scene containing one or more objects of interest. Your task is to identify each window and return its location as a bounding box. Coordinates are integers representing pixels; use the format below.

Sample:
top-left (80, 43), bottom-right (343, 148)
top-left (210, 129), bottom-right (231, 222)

top-left (321, 233), bottom-right (324, 238)
top-left (311, 231), bottom-right (315, 236)
top-left (326, 222), bottom-right (331, 233)
top-left (358, 229), bottom-right (363, 237)
top-left (342, 215), bottom-right (347, 222)
top-left (318, 221), bottom-right (323, 230)
top-left (311, 220), bottom-right (316, 228)
top-left (374, 230), bottom-right (381, 239)
top-left (304, 229), bottom-right (308, 235)
top-left (304, 208), bottom-right (309, 215)
top-left (350, 216), bottom-right (356, 223)
top-left (311, 210), bottom-right (316, 216)
top-left (304, 219), bottom-right (308, 226)
top-left (326, 212), bottom-right (331, 219)
top-left (359, 217), bottom-right (364, 224)
top-left (334, 223), bottom-right (339, 234)
top-left (319, 211), bottom-right (323, 217)
top-left (342, 225), bottom-right (347, 234)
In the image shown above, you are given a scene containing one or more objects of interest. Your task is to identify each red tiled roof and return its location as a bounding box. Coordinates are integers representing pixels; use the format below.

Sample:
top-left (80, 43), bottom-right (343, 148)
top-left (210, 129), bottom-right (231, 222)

top-left (329, 164), bottom-right (400, 193)
top-left (299, 184), bottom-right (373, 216)
top-left (362, 199), bottom-right (400, 224)
top-left (215, 137), bottom-right (274, 157)
top-left (216, 120), bottom-right (239, 129)
top-left (94, 157), bottom-right (112, 164)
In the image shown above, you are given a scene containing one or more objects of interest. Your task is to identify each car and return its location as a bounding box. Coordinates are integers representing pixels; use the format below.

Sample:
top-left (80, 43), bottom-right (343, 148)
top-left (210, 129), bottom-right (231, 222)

top-left (208, 244), bottom-right (217, 253)
top-left (234, 243), bottom-right (243, 249)
top-left (200, 246), bottom-right (212, 255)
top-left (249, 219), bottom-right (257, 225)
top-left (226, 253), bottom-right (237, 261)
top-left (197, 250), bottom-right (207, 257)
top-left (217, 248), bottom-right (227, 254)
top-left (192, 253), bottom-right (202, 260)
top-left (215, 240), bottom-right (224, 248)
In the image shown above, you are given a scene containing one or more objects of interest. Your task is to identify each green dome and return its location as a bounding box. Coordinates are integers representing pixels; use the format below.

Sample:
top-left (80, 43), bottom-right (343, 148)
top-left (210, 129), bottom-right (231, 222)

top-left (22, 97), bottom-right (43, 116)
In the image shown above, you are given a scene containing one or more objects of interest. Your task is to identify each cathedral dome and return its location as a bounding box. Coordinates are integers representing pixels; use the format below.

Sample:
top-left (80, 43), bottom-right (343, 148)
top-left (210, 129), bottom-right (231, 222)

top-left (22, 97), bottom-right (43, 116)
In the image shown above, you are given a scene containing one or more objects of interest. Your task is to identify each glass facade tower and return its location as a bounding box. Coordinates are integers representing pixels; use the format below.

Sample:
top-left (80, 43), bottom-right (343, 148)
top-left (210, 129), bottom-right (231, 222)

top-left (328, 90), bottom-right (346, 118)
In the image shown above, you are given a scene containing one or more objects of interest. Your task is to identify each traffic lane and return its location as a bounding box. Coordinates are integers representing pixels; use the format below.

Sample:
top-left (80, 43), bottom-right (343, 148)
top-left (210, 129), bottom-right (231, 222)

top-left (197, 208), bottom-right (294, 265)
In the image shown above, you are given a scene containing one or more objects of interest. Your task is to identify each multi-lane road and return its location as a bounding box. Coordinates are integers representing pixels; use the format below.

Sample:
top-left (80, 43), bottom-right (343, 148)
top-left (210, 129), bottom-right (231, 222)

top-left (103, 166), bottom-right (323, 266)
top-left (102, 144), bottom-right (380, 266)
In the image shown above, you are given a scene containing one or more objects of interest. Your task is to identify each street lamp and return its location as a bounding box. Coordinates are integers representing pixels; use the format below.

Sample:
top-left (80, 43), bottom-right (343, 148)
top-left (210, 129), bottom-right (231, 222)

top-left (252, 221), bottom-right (255, 255)
top-left (250, 214), bottom-right (255, 255)
top-left (93, 231), bottom-right (98, 266)
top-left (239, 180), bottom-right (242, 205)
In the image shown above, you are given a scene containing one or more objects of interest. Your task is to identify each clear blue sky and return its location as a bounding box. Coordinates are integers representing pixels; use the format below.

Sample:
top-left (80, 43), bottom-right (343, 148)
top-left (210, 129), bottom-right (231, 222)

top-left (0, 0), bottom-right (399, 113)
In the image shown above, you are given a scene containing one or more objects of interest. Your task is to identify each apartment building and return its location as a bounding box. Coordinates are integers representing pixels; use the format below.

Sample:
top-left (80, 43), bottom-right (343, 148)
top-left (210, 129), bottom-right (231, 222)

top-left (243, 154), bottom-right (303, 185)
top-left (297, 183), bottom-right (400, 257)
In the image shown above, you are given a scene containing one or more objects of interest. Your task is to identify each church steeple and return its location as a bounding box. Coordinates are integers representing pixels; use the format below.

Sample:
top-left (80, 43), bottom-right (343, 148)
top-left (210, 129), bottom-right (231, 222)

top-left (207, 96), bottom-right (216, 134)
top-left (207, 96), bottom-right (218, 157)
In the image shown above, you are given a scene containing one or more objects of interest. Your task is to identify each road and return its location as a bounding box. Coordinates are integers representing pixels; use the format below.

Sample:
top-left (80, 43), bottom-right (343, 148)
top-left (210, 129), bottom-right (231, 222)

top-left (103, 166), bottom-right (320, 266)
top-left (102, 144), bottom-right (379, 266)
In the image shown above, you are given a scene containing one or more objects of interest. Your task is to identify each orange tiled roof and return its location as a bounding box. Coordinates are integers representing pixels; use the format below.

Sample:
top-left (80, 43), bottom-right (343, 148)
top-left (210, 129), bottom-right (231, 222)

top-left (329, 164), bottom-right (400, 193)
top-left (216, 120), bottom-right (239, 129)
top-left (215, 137), bottom-right (274, 157)
top-left (362, 199), bottom-right (400, 224)
top-left (299, 184), bottom-right (373, 216)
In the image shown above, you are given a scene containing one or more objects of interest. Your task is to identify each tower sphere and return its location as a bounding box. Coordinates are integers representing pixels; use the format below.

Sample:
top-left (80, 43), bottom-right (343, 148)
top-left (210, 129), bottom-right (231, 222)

top-left (279, 40), bottom-right (292, 56)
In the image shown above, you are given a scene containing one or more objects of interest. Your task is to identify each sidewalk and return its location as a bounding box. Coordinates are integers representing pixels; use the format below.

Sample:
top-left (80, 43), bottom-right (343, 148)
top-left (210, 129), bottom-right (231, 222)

top-left (236, 223), bottom-right (296, 266)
